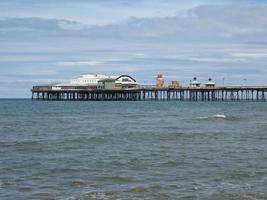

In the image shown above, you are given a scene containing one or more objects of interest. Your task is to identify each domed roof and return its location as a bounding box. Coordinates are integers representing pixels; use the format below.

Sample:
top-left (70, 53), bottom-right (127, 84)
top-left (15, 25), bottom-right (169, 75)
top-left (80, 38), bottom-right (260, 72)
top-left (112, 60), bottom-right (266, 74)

top-left (205, 77), bottom-right (215, 85)
top-left (189, 77), bottom-right (201, 87)
top-left (191, 77), bottom-right (199, 84)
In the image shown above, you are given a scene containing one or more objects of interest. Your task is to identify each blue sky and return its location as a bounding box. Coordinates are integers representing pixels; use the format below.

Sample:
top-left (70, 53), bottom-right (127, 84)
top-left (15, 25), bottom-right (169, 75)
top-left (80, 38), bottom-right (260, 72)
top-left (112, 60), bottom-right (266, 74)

top-left (0, 0), bottom-right (267, 97)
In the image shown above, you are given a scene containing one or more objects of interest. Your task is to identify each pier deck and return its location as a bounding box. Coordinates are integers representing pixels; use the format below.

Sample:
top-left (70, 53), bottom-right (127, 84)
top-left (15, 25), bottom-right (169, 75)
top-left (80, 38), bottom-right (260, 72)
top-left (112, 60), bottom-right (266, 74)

top-left (32, 86), bottom-right (267, 101)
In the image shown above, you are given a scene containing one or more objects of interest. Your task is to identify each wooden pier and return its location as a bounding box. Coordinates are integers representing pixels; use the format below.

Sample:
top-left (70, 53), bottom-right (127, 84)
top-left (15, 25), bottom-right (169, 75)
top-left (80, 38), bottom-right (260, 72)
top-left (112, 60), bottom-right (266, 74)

top-left (31, 86), bottom-right (267, 101)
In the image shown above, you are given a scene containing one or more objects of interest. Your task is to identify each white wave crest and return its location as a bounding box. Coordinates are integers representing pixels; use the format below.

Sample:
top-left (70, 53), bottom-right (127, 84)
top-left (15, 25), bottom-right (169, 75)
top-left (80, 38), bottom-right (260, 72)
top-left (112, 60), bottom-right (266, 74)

top-left (196, 114), bottom-right (227, 120)
top-left (213, 114), bottom-right (227, 119)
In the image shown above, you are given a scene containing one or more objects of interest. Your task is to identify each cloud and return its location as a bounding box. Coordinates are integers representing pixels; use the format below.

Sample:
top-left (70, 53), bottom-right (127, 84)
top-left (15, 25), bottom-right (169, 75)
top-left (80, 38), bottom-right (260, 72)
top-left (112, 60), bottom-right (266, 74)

top-left (1, 4), bottom-right (267, 97)
top-left (0, 0), bottom-right (220, 25)
top-left (231, 52), bottom-right (267, 59)
top-left (187, 57), bottom-right (247, 63)
top-left (1, 4), bottom-right (267, 43)
top-left (56, 61), bottom-right (104, 66)
top-left (101, 4), bottom-right (267, 42)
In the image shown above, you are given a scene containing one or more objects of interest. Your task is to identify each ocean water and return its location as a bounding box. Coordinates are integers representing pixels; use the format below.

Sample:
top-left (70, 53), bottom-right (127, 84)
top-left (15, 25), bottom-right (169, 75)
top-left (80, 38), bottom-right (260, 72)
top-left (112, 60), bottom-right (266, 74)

top-left (0, 100), bottom-right (267, 200)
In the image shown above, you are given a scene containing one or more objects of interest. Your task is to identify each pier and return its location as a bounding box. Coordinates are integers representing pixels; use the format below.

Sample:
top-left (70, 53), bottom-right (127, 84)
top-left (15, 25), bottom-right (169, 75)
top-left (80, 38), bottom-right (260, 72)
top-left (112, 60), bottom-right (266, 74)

top-left (31, 86), bottom-right (267, 101)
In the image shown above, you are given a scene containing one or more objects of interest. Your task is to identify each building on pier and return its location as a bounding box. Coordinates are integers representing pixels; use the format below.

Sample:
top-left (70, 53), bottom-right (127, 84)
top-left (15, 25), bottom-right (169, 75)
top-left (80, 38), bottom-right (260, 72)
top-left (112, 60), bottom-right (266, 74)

top-left (71, 74), bottom-right (138, 89)
top-left (189, 77), bottom-right (201, 88)
top-left (114, 75), bottom-right (139, 89)
top-left (98, 78), bottom-right (116, 90)
top-left (156, 74), bottom-right (164, 88)
top-left (205, 78), bottom-right (216, 88)
top-left (168, 81), bottom-right (181, 89)
top-left (71, 74), bottom-right (108, 86)
top-left (44, 74), bottom-right (139, 91)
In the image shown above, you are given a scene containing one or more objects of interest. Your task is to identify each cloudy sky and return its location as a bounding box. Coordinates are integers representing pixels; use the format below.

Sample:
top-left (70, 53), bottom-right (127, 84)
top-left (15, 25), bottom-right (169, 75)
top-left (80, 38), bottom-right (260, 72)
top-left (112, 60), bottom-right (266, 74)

top-left (1, 0), bottom-right (267, 97)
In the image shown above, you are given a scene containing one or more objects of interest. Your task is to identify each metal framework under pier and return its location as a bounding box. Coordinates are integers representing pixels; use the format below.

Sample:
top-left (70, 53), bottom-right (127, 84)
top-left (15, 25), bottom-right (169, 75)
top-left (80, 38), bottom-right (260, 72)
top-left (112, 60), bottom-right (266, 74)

top-left (31, 87), bottom-right (267, 101)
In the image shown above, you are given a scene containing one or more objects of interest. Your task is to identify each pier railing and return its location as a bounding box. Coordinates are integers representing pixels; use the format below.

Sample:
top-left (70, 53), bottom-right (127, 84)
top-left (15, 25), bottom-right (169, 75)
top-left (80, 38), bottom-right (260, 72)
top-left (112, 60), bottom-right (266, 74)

top-left (31, 86), bottom-right (267, 101)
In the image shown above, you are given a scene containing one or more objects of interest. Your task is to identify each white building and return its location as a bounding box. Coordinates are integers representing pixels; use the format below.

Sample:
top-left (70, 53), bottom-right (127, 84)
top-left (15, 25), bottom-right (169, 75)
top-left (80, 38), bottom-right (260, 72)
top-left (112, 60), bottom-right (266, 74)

top-left (205, 78), bottom-right (216, 88)
top-left (51, 74), bottom-right (139, 90)
top-left (189, 77), bottom-right (201, 88)
top-left (114, 75), bottom-right (139, 89)
top-left (70, 74), bottom-right (109, 86)
top-left (98, 78), bottom-right (116, 90)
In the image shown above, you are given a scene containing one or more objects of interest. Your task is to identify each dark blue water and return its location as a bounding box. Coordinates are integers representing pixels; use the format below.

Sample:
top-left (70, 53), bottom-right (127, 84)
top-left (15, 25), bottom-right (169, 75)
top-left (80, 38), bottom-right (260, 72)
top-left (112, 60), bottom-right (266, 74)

top-left (0, 100), bottom-right (267, 200)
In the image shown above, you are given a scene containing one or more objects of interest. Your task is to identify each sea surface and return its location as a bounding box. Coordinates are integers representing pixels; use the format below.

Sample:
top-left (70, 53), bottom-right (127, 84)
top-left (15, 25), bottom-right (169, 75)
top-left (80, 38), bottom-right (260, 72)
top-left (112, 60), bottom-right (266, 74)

top-left (0, 100), bottom-right (267, 200)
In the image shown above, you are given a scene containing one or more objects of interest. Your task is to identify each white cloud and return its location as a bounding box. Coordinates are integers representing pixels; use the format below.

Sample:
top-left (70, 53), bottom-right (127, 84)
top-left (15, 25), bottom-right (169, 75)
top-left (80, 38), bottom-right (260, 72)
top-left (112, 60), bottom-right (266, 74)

top-left (1, 4), bottom-right (267, 43)
top-left (231, 52), bottom-right (267, 59)
top-left (187, 57), bottom-right (247, 63)
top-left (0, 0), bottom-right (211, 25)
top-left (57, 20), bottom-right (88, 30)
top-left (56, 61), bottom-right (104, 66)
top-left (1, 4), bottom-right (267, 97)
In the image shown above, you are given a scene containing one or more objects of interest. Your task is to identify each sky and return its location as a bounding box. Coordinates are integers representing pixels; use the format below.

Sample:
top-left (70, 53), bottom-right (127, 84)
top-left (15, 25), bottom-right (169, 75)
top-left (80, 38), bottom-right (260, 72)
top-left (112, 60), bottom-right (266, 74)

top-left (0, 0), bottom-right (267, 97)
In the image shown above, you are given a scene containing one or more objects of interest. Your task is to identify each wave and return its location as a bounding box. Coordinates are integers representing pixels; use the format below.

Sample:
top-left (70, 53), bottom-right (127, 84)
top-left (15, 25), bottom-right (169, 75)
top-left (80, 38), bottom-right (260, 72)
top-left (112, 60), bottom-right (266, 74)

top-left (196, 114), bottom-right (228, 120)
top-left (68, 191), bottom-right (115, 200)
top-left (213, 114), bottom-right (227, 119)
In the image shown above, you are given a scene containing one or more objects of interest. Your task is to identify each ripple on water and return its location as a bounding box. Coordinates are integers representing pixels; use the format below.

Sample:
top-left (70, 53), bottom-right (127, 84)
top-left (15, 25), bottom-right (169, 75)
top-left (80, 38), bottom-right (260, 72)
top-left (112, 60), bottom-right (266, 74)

top-left (161, 160), bottom-right (188, 167)
top-left (48, 167), bottom-right (85, 174)
top-left (96, 176), bottom-right (135, 184)
top-left (70, 179), bottom-right (86, 187)
top-left (226, 170), bottom-right (267, 181)
top-left (12, 140), bottom-right (41, 152)
top-left (207, 192), bottom-right (267, 200)
top-left (31, 192), bottom-right (56, 200)
top-left (73, 191), bottom-right (115, 200)
top-left (124, 183), bottom-right (174, 199)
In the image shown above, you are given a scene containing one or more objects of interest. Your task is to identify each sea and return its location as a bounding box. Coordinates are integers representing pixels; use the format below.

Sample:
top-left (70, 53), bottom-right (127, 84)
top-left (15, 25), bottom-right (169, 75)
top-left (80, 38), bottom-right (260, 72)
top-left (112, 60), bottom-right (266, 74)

top-left (0, 99), bottom-right (267, 200)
